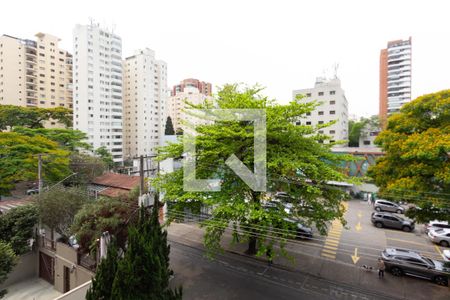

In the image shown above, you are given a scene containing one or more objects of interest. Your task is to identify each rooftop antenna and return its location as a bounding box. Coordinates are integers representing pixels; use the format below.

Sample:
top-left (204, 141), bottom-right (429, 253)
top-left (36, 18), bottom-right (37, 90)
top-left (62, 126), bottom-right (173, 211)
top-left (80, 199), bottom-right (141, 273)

top-left (333, 63), bottom-right (339, 79)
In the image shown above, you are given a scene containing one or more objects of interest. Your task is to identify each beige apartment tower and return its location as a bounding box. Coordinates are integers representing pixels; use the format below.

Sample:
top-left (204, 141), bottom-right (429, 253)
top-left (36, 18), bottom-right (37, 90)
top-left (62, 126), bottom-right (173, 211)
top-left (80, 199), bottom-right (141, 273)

top-left (0, 33), bottom-right (73, 109)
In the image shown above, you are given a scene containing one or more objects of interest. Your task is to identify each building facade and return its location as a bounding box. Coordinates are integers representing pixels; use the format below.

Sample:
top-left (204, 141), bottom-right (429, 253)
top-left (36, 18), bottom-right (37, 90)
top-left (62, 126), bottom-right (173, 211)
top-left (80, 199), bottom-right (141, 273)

top-left (0, 33), bottom-right (72, 110)
top-left (359, 122), bottom-right (381, 147)
top-left (293, 77), bottom-right (349, 145)
top-left (171, 78), bottom-right (212, 96)
top-left (73, 23), bottom-right (123, 163)
top-left (168, 84), bottom-right (213, 131)
top-left (123, 48), bottom-right (168, 159)
top-left (379, 37), bottom-right (412, 121)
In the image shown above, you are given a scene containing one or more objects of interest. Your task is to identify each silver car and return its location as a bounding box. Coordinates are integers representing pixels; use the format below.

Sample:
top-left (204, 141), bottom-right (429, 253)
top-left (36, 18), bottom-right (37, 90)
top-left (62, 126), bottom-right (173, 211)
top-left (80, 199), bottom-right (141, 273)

top-left (381, 248), bottom-right (450, 286)
top-left (374, 199), bottom-right (405, 214)
top-left (371, 212), bottom-right (415, 232)
top-left (428, 228), bottom-right (450, 247)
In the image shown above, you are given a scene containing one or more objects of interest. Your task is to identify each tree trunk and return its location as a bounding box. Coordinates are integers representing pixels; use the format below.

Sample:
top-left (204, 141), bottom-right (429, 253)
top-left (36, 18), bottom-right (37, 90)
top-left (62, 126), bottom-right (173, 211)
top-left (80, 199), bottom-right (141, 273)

top-left (245, 191), bottom-right (260, 255)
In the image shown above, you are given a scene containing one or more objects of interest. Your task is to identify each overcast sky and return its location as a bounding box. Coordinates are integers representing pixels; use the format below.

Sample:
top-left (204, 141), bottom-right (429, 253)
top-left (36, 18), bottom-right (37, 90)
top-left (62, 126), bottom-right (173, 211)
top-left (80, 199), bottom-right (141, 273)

top-left (2, 0), bottom-right (449, 117)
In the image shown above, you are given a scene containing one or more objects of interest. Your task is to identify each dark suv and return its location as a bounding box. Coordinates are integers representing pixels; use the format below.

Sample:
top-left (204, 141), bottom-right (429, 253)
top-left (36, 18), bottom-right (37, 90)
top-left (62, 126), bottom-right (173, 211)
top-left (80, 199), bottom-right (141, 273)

top-left (381, 248), bottom-right (450, 286)
top-left (371, 212), bottom-right (415, 232)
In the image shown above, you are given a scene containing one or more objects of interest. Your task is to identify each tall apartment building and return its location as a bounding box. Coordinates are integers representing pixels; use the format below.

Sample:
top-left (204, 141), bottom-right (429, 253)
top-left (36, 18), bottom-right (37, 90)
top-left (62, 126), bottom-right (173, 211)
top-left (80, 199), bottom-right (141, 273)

top-left (123, 48), bottom-right (168, 159)
top-left (293, 77), bottom-right (349, 145)
top-left (73, 23), bottom-right (123, 163)
top-left (168, 80), bottom-right (213, 131)
top-left (379, 37), bottom-right (412, 120)
top-left (171, 78), bottom-right (212, 96)
top-left (0, 33), bottom-right (72, 110)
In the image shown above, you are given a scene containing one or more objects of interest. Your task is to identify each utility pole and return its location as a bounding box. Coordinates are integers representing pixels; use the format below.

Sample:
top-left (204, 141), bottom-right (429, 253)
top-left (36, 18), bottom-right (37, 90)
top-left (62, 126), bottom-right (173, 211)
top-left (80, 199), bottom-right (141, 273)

top-left (38, 154), bottom-right (43, 194)
top-left (139, 155), bottom-right (145, 196)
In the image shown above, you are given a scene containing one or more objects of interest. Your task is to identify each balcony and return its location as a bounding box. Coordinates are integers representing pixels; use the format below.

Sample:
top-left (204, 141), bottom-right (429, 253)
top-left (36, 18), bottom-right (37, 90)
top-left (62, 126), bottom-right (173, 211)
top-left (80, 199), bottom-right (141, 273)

top-left (26, 71), bottom-right (36, 78)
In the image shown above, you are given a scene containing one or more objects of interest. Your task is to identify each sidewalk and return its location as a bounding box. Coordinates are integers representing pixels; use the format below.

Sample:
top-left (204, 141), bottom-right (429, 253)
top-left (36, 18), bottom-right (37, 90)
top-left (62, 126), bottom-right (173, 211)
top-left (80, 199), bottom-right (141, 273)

top-left (167, 222), bottom-right (449, 300)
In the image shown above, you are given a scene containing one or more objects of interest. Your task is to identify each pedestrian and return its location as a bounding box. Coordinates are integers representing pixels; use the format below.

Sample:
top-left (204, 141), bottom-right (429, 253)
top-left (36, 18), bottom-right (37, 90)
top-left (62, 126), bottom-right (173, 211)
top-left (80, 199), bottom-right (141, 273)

top-left (266, 247), bottom-right (273, 267)
top-left (378, 258), bottom-right (385, 278)
top-left (367, 193), bottom-right (372, 205)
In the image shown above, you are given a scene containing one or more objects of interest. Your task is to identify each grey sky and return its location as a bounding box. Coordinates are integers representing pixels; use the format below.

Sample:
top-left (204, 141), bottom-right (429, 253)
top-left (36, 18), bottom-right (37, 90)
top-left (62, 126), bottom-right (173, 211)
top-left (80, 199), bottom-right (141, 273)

top-left (2, 0), bottom-right (449, 117)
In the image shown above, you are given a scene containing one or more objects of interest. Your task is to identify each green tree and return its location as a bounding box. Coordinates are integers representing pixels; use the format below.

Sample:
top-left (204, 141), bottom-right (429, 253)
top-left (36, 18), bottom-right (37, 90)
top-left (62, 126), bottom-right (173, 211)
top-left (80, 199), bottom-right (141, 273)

top-left (0, 105), bottom-right (72, 130)
top-left (71, 196), bottom-right (135, 254)
top-left (0, 241), bottom-right (17, 299)
top-left (37, 186), bottom-right (90, 240)
top-left (155, 84), bottom-right (351, 257)
top-left (95, 146), bottom-right (115, 169)
top-left (165, 116), bottom-right (175, 135)
top-left (348, 119), bottom-right (367, 147)
top-left (69, 153), bottom-right (107, 186)
top-left (368, 90), bottom-right (450, 221)
top-left (0, 132), bottom-right (70, 196)
top-left (13, 127), bottom-right (91, 152)
top-left (111, 206), bottom-right (182, 300)
top-left (85, 239), bottom-right (121, 300)
top-left (0, 205), bottom-right (38, 255)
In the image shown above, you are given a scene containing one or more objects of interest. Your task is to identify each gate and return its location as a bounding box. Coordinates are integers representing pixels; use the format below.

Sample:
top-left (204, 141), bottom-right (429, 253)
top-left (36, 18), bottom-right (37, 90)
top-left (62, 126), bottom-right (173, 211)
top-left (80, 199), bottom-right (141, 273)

top-left (39, 252), bottom-right (54, 284)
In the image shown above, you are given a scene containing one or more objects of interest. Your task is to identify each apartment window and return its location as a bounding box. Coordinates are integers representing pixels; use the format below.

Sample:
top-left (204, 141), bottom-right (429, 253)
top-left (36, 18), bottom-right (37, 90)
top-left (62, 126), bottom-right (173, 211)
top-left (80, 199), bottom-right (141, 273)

top-left (318, 121), bottom-right (324, 124)
top-left (295, 121), bottom-right (301, 125)
top-left (39, 53), bottom-right (45, 57)
top-left (318, 130), bottom-right (324, 134)
top-left (330, 130), bottom-right (335, 134)
top-left (306, 112), bottom-right (311, 116)
top-left (330, 91), bottom-right (336, 95)
top-left (364, 140), bottom-right (371, 145)
top-left (330, 100), bottom-right (335, 105)
top-left (39, 45), bottom-right (45, 49)
top-left (318, 111), bottom-right (324, 116)
top-left (306, 121), bottom-right (311, 125)
top-left (306, 93), bottom-right (311, 97)
top-left (330, 110), bottom-right (336, 115)
top-left (318, 92), bottom-right (324, 96)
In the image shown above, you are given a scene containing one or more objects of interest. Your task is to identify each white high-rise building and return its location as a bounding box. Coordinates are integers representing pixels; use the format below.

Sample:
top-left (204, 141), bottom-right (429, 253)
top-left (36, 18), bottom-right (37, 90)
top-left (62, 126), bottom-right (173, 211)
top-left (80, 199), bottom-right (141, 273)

top-left (123, 48), bottom-right (167, 159)
top-left (73, 23), bottom-right (123, 163)
top-left (293, 77), bottom-right (349, 145)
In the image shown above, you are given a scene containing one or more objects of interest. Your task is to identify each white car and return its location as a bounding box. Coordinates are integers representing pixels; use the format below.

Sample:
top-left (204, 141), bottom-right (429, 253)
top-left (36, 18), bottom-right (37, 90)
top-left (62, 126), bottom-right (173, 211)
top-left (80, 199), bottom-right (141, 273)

top-left (424, 220), bottom-right (450, 233)
top-left (428, 228), bottom-right (450, 247)
top-left (443, 250), bottom-right (450, 262)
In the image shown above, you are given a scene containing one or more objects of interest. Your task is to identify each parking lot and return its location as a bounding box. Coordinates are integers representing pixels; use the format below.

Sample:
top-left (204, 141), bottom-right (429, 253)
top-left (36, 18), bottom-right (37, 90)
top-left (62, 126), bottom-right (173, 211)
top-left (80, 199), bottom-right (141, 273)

top-left (284, 199), bottom-right (446, 269)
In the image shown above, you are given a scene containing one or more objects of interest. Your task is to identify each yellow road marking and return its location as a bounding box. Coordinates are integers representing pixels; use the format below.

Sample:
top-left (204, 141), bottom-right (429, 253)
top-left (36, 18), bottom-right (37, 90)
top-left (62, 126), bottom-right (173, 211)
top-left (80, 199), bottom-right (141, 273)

top-left (386, 237), bottom-right (430, 247)
top-left (322, 248), bottom-right (337, 255)
top-left (325, 240), bottom-right (339, 246)
top-left (323, 244), bottom-right (338, 250)
top-left (326, 236), bottom-right (341, 241)
top-left (321, 253), bottom-right (336, 259)
top-left (327, 233), bottom-right (342, 238)
top-left (434, 245), bottom-right (443, 256)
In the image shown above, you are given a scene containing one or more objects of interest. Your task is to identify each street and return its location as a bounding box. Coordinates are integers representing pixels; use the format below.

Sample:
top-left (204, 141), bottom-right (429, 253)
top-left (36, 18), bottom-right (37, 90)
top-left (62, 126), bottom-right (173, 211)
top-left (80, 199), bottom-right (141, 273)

top-left (169, 240), bottom-right (392, 300)
top-left (167, 199), bottom-right (450, 300)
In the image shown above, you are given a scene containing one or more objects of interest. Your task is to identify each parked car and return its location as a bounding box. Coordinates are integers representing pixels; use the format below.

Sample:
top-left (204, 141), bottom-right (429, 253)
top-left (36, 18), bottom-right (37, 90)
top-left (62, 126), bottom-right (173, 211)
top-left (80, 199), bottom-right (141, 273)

top-left (381, 248), bottom-right (450, 286)
top-left (443, 250), bottom-right (450, 262)
top-left (428, 228), bottom-right (450, 247)
top-left (424, 220), bottom-right (450, 233)
top-left (26, 188), bottom-right (39, 195)
top-left (277, 217), bottom-right (313, 239)
top-left (371, 212), bottom-right (415, 232)
top-left (374, 199), bottom-right (405, 214)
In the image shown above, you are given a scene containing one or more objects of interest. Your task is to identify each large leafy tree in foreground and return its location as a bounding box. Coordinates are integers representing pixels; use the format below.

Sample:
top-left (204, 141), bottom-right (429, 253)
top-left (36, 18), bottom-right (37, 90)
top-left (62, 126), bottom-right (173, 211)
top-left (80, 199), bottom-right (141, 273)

top-left (368, 90), bottom-right (450, 222)
top-left (156, 84), bottom-right (351, 257)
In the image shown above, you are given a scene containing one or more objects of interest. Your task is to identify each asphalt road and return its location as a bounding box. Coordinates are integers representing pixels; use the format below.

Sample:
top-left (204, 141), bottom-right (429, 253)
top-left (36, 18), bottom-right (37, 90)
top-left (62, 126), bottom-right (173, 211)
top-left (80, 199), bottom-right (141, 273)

top-left (169, 240), bottom-right (392, 300)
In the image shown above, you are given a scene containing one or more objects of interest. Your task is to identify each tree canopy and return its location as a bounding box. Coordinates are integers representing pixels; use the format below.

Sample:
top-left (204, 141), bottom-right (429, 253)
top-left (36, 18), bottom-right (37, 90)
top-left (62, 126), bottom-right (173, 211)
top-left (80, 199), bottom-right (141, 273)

top-left (0, 241), bottom-right (17, 298)
top-left (165, 116), bottom-right (175, 135)
top-left (0, 105), bottom-right (72, 130)
top-left (368, 90), bottom-right (450, 222)
top-left (348, 115), bottom-right (380, 147)
top-left (0, 205), bottom-right (38, 255)
top-left (0, 132), bottom-right (71, 195)
top-left (155, 84), bottom-right (352, 257)
top-left (95, 146), bottom-right (115, 169)
top-left (37, 186), bottom-right (90, 240)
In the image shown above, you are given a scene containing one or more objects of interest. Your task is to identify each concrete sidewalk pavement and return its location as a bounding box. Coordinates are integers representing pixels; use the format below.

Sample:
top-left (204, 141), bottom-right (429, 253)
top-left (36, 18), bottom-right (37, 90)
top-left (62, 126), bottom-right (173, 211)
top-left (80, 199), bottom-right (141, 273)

top-left (167, 222), bottom-right (449, 300)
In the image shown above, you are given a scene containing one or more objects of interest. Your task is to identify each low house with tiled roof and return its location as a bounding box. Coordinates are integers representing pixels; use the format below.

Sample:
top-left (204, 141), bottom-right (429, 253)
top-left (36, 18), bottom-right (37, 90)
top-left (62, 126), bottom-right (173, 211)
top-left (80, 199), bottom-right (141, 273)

top-left (88, 173), bottom-right (141, 198)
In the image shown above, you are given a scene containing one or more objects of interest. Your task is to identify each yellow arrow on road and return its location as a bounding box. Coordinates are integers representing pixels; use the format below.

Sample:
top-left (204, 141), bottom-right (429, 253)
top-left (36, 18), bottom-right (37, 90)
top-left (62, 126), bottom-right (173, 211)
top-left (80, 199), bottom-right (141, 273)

top-left (351, 248), bottom-right (360, 264)
top-left (355, 222), bottom-right (362, 232)
top-left (357, 211), bottom-right (363, 218)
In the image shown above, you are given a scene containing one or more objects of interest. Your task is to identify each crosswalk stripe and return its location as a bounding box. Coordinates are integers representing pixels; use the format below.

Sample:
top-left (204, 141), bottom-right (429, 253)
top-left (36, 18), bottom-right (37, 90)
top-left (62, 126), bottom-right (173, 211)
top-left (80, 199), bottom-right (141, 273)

top-left (321, 253), bottom-right (336, 259)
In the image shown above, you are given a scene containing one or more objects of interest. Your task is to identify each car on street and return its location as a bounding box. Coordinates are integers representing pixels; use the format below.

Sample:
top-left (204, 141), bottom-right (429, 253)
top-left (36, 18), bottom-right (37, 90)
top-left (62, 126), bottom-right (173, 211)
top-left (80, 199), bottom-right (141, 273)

top-left (428, 228), bottom-right (450, 247)
top-left (381, 248), bottom-right (450, 286)
top-left (424, 220), bottom-right (450, 233)
top-left (443, 250), bottom-right (450, 262)
top-left (371, 212), bottom-right (415, 232)
top-left (374, 199), bottom-right (405, 214)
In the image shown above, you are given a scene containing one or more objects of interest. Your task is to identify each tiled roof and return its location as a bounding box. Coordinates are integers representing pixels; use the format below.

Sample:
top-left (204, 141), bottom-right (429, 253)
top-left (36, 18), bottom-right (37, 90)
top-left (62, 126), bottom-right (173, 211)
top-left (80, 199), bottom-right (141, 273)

top-left (98, 187), bottom-right (130, 198)
top-left (92, 173), bottom-right (141, 190)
